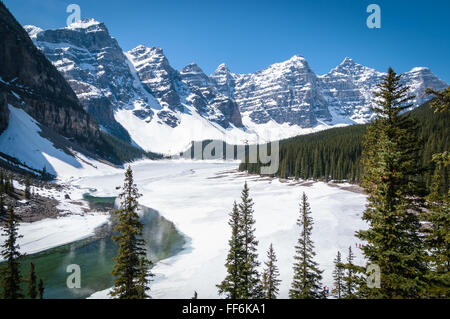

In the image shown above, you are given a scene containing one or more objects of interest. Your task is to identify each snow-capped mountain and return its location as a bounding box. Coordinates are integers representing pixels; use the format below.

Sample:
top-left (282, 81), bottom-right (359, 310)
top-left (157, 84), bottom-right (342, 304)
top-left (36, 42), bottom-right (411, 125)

top-left (318, 57), bottom-right (448, 124)
top-left (24, 19), bottom-right (152, 142)
top-left (212, 55), bottom-right (331, 127)
top-left (24, 18), bottom-right (448, 154)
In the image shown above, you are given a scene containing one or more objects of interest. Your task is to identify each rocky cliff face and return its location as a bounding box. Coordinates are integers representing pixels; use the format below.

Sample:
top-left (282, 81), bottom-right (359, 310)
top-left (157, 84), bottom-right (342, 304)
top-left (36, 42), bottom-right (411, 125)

top-left (0, 91), bottom-right (8, 134)
top-left (22, 16), bottom-right (448, 154)
top-left (0, 3), bottom-right (100, 148)
top-left (180, 63), bottom-right (242, 128)
top-left (25, 19), bottom-right (142, 141)
top-left (318, 58), bottom-right (448, 123)
top-left (212, 55), bottom-right (331, 127)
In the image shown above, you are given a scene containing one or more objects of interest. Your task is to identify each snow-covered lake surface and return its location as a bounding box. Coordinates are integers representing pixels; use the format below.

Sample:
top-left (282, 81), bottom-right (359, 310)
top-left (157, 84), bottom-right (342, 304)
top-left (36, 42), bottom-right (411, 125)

top-left (78, 160), bottom-right (367, 299)
top-left (0, 213), bottom-right (109, 261)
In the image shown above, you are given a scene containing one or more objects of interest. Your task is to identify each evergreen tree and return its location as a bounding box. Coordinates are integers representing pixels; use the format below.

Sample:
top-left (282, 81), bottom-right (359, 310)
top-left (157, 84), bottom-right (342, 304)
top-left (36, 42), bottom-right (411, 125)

top-left (0, 191), bottom-right (5, 216)
top-left (38, 279), bottom-right (44, 299)
top-left (0, 206), bottom-right (23, 299)
top-left (0, 170), bottom-right (4, 193)
top-left (423, 87), bottom-right (450, 298)
top-left (342, 246), bottom-right (359, 299)
top-left (24, 176), bottom-right (31, 200)
top-left (424, 152), bottom-right (449, 298)
top-left (357, 68), bottom-right (427, 298)
top-left (261, 243), bottom-right (281, 299)
top-left (4, 176), bottom-right (10, 194)
top-left (289, 192), bottom-right (323, 299)
top-left (331, 251), bottom-right (344, 299)
top-left (136, 257), bottom-right (152, 299)
top-left (238, 182), bottom-right (262, 298)
top-left (217, 201), bottom-right (245, 298)
top-left (27, 262), bottom-right (37, 299)
top-left (111, 166), bottom-right (151, 299)
top-left (9, 175), bottom-right (14, 193)
top-left (426, 86), bottom-right (450, 113)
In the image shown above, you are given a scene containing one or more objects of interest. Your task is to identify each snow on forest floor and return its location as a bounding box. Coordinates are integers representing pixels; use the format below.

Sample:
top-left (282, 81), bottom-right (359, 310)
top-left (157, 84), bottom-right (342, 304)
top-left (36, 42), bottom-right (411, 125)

top-left (83, 160), bottom-right (367, 299)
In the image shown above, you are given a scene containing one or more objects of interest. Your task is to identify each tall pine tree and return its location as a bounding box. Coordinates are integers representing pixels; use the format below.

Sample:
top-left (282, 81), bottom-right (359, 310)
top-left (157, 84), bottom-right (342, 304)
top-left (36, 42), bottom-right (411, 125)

top-left (38, 279), bottom-right (44, 299)
top-left (357, 68), bottom-right (427, 298)
top-left (331, 251), bottom-right (344, 299)
top-left (24, 176), bottom-right (31, 200)
top-left (217, 201), bottom-right (244, 298)
top-left (261, 243), bottom-right (281, 299)
top-left (423, 87), bottom-right (449, 298)
top-left (342, 246), bottom-right (361, 299)
top-left (423, 152), bottom-right (449, 297)
top-left (238, 182), bottom-right (262, 299)
top-left (27, 262), bottom-right (37, 299)
top-left (1, 206), bottom-right (23, 299)
top-left (289, 192), bottom-right (323, 299)
top-left (111, 166), bottom-right (151, 299)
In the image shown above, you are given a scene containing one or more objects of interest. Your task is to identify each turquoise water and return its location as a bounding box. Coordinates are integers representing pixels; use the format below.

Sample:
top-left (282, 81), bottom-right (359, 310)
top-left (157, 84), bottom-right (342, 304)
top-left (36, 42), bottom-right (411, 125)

top-left (16, 205), bottom-right (185, 299)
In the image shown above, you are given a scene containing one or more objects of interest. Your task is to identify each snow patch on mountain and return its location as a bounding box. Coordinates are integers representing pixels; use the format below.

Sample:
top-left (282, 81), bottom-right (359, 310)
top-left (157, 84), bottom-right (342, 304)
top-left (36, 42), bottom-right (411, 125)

top-left (0, 105), bottom-right (114, 179)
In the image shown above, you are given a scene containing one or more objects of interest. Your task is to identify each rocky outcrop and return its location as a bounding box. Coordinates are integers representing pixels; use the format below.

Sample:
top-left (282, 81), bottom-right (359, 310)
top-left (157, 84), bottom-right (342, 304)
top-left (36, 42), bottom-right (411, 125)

top-left (0, 2), bottom-right (100, 148)
top-left (0, 91), bottom-right (9, 134)
top-left (25, 19), bottom-right (141, 141)
top-left (180, 63), bottom-right (243, 127)
top-left (318, 58), bottom-right (448, 123)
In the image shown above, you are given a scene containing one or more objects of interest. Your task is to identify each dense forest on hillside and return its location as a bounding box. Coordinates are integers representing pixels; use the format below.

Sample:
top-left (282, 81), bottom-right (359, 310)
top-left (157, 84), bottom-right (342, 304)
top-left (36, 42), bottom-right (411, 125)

top-left (239, 102), bottom-right (449, 190)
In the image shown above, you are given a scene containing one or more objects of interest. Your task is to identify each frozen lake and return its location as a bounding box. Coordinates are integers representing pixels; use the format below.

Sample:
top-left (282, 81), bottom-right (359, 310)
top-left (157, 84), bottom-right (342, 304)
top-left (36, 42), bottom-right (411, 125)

top-left (76, 160), bottom-right (367, 299)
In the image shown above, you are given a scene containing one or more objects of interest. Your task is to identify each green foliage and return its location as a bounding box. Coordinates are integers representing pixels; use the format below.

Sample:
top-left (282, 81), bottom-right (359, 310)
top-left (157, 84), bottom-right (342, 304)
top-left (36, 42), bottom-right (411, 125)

top-left (238, 182), bottom-right (263, 298)
top-left (0, 206), bottom-right (23, 299)
top-left (27, 262), bottom-right (37, 299)
top-left (289, 192), bottom-right (324, 299)
top-left (217, 201), bottom-right (245, 299)
top-left (111, 166), bottom-right (152, 299)
top-left (24, 175), bottom-right (31, 200)
top-left (426, 86), bottom-right (450, 113)
top-left (218, 183), bottom-right (262, 299)
top-left (357, 68), bottom-right (427, 298)
top-left (38, 279), bottom-right (44, 299)
top-left (240, 102), bottom-right (448, 194)
top-left (331, 251), bottom-right (344, 299)
top-left (342, 246), bottom-right (364, 299)
top-left (261, 243), bottom-right (281, 299)
top-left (423, 151), bottom-right (449, 298)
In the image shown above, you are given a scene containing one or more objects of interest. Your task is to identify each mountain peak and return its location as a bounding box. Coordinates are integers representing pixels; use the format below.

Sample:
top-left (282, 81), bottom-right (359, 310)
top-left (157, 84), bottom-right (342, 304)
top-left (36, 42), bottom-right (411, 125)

top-left (23, 25), bottom-right (43, 38)
top-left (408, 66), bottom-right (431, 73)
top-left (291, 54), bottom-right (305, 59)
top-left (65, 18), bottom-right (104, 31)
top-left (181, 63), bottom-right (204, 74)
top-left (339, 57), bottom-right (357, 66)
top-left (215, 63), bottom-right (230, 73)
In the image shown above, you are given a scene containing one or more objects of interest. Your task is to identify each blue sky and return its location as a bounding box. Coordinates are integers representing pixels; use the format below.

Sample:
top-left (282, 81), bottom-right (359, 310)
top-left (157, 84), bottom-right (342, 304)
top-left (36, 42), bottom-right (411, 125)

top-left (4, 0), bottom-right (450, 82)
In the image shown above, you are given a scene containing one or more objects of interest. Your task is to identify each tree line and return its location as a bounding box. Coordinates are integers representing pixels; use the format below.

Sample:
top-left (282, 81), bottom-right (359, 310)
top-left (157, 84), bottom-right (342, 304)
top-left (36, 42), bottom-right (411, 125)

top-left (239, 89), bottom-right (449, 195)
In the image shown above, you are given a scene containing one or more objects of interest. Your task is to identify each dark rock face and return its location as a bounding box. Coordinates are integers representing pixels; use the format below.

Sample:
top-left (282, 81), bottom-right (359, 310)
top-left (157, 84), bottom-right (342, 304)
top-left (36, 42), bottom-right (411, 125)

top-left (0, 3), bottom-right (100, 148)
top-left (211, 56), bottom-right (331, 127)
top-left (180, 63), bottom-right (243, 128)
top-left (0, 92), bottom-right (9, 134)
top-left (127, 46), bottom-right (184, 113)
top-left (27, 19), bottom-right (142, 141)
